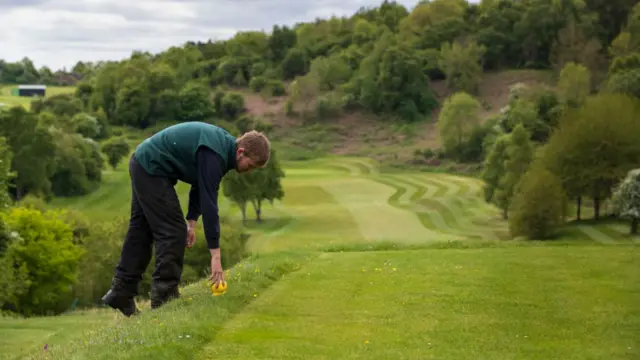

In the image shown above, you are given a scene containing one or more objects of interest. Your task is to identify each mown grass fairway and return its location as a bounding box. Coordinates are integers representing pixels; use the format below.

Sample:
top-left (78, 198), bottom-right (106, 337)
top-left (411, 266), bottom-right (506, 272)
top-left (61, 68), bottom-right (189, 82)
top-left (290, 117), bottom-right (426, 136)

top-left (0, 85), bottom-right (75, 109)
top-left (8, 154), bottom-right (640, 360)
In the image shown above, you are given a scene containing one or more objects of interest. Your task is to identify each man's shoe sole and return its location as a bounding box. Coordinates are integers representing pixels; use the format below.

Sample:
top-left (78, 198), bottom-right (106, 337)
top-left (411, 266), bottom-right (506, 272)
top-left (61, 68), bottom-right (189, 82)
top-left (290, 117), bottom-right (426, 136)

top-left (102, 289), bottom-right (139, 317)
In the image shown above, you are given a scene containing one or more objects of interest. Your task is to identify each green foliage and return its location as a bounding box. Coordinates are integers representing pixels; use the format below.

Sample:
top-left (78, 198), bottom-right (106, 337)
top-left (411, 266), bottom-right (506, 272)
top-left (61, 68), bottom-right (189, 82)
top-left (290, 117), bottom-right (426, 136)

top-left (558, 62), bottom-right (591, 108)
top-left (222, 149), bottom-right (285, 223)
top-left (542, 93), bottom-right (640, 219)
top-left (497, 124), bottom-right (534, 218)
top-left (438, 39), bottom-right (486, 94)
top-left (0, 207), bottom-right (83, 316)
top-left (604, 68), bottom-right (640, 98)
top-left (101, 136), bottom-right (131, 170)
top-left (437, 92), bottom-right (482, 159)
top-left (0, 106), bottom-right (56, 199)
top-left (178, 81), bottom-right (214, 122)
top-left (266, 79), bottom-right (286, 96)
top-left (219, 92), bottom-right (245, 120)
top-left (70, 112), bottom-right (101, 140)
top-left (50, 131), bottom-right (104, 197)
top-left (281, 48), bottom-right (310, 80)
top-left (508, 166), bottom-right (568, 240)
top-left (351, 38), bottom-right (438, 121)
top-left (249, 76), bottom-right (268, 93)
top-left (611, 168), bottom-right (640, 234)
top-left (73, 217), bottom-right (127, 306)
top-left (482, 134), bottom-right (510, 205)
top-left (0, 137), bottom-right (14, 212)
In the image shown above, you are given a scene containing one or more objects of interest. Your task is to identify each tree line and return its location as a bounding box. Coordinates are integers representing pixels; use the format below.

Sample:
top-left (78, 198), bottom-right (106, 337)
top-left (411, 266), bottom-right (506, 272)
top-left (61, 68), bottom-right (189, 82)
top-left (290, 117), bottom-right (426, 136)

top-left (430, 4), bottom-right (640, 239)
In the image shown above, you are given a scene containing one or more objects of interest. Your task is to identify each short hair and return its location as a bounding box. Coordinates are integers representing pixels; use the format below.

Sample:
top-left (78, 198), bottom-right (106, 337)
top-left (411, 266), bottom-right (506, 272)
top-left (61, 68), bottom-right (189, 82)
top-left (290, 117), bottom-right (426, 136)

top-left (236, 130), bottom-right (271, 167)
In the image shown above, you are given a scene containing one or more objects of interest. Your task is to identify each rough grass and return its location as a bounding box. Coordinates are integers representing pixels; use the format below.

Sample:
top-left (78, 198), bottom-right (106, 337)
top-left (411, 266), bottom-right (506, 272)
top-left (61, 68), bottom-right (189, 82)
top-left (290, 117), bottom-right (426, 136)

top-left (8, 149), bottom-right (640, 359)
top-left (0, 85), bottom-right (76, 109)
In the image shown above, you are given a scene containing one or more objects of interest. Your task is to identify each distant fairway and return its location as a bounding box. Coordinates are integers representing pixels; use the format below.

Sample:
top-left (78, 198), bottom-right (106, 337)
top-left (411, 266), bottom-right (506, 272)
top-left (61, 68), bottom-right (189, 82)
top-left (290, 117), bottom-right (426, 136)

top-left (0, 85), bottom-right (76, 109)
top-left (11, 151), bottom-right (639, 360)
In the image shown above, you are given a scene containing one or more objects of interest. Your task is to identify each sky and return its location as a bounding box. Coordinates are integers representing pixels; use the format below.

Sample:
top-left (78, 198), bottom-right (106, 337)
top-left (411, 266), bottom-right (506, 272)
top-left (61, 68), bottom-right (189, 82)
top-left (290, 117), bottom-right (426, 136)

top-left (0, 0), bottom-right (426, 71)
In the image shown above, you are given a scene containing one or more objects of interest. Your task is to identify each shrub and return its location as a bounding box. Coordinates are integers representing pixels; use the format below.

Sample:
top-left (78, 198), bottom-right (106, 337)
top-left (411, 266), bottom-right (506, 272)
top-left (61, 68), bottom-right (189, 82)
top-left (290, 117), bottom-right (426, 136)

top-left (1, 207), bottom-right (84, 316)
top-left (508, 167), bottom-right (568, 240)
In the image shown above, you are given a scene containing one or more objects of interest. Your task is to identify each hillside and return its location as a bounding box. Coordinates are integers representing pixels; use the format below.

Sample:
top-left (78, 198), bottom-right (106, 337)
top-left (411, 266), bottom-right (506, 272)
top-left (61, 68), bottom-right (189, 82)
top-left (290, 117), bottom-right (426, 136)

top-left (5, 156), bottom-right (638, 359)
top-left (243, 69), bottom-right (555, 163)
top-left (2, 1), bottom-right (640, 359)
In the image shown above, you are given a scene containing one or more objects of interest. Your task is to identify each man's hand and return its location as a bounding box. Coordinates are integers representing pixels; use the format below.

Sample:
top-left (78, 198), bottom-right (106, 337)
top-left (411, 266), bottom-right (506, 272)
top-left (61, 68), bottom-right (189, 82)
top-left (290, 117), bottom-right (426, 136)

top-left (209, 248), bottom-right (224, 286)
top-left (186, 220), bottom-right (197, 248)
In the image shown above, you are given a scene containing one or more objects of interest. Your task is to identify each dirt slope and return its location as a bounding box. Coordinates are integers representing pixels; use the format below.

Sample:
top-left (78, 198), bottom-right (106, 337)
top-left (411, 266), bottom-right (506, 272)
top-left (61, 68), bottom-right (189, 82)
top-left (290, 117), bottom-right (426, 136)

top-left (241, 70), bottom-right (555, 162)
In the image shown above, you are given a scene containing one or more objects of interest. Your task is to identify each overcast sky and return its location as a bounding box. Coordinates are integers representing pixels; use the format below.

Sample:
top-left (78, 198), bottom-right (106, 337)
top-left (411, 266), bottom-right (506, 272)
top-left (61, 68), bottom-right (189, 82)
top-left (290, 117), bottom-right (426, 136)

top-left (0, 0), bottom-right (428, 71)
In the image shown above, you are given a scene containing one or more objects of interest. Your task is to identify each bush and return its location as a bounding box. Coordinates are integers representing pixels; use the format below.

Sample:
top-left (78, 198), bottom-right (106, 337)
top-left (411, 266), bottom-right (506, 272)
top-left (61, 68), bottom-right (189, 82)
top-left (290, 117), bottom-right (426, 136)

top-left (1, 207), bottom-right (84, 316)
top-left (266, 79), bottom-right (286, 96)
top-left (74, 216), bottom-right (128, 307)
top-left (102, 136), bottom-right (131, 170)
top-left (508, 167), bottom-right (568, 240)
top-left (249, 76), bottom-right (268, 93)
top-left (219, 92), bottom-right (245, 120)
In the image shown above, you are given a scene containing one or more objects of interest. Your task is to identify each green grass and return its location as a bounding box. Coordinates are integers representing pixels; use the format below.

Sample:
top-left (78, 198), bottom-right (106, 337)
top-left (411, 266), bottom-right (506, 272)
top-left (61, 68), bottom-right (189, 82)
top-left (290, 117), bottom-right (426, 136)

top-left (202, 247), bottom-right (639, 360)
top-left (0, 85), bottom-right (76, 109)
top-left (0, 309), bottom-right (114, 359)
top-left (8, 147), bottom-right (640, 359)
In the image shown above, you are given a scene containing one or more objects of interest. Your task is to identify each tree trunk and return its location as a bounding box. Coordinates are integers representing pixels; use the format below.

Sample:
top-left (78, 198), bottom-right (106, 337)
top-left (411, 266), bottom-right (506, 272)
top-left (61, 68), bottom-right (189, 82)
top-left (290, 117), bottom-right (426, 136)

top-left (240, 203), bottom-right (246, 225)
top-left (502, 207), bottom-right (508, 220)
top-left (593, 197), bottom-right (600, 220)
top-left (576, 196), bottom-right (581, 221)
top-left (252, 200), bottom-right (262, 222)
top-left (631, 219), bottom-right (638, 235)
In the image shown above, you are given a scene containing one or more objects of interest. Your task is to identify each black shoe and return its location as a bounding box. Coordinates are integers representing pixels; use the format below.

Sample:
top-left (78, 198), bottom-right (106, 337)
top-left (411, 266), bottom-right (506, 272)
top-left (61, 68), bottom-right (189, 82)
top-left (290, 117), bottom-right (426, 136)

top-left (102, 289), bottom-right (140, 317)
top-left (150, 286), bottom-right (180, 309)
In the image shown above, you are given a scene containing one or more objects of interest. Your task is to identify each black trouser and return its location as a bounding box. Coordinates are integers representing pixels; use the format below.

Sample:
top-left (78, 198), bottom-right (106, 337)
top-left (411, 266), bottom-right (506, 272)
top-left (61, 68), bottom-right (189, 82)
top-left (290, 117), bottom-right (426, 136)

top-left (112, 154), bottom-right (187, 306)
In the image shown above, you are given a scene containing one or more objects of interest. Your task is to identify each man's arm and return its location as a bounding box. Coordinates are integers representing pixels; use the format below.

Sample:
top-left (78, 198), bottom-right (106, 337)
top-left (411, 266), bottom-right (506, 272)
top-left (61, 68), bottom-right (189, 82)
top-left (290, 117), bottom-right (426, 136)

top-left (186, 185), bottom-right (201, 222)
top-left (195, 146), bottom-right (225, 250)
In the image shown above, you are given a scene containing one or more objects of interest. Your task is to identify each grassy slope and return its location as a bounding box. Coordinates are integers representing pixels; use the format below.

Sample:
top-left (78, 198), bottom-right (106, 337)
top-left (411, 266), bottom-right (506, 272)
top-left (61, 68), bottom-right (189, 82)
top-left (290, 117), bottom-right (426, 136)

top-left (8, 151), bottom-right (639, 360)
top-left (0, 85), bottom-right (76, 109)
top-left (4, 70), bottom-right (639, 359)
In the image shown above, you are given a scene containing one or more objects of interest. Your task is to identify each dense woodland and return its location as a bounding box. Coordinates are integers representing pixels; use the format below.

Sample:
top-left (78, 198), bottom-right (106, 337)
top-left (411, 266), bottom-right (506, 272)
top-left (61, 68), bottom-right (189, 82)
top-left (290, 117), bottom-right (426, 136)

top-left (1, 0), bottom-right (640, 317)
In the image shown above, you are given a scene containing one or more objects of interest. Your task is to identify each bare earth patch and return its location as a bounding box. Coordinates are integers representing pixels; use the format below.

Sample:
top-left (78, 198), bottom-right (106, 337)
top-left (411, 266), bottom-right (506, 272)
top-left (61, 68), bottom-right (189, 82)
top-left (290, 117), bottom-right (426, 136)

top-left (239, 70), bottom-right (554, 160)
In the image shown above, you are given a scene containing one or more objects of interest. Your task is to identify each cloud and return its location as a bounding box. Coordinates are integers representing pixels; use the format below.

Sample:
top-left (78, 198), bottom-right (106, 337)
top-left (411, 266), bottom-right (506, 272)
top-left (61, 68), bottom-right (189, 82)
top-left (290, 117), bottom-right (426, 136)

top-left (0, 0), bottom-right (421, 70)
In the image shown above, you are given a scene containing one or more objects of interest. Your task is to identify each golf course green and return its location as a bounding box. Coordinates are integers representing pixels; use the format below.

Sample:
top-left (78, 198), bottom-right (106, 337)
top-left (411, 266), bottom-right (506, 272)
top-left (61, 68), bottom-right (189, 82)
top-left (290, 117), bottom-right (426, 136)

top-left (3, 155), bottom-right (638, 360)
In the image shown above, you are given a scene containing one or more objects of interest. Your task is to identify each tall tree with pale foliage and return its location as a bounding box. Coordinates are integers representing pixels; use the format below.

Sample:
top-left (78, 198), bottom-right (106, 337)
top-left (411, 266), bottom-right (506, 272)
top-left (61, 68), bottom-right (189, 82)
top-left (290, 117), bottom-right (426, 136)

top-left (557, 62), bottom-right (591, 108)
top-left (437, 92), bottom-right (482, 160)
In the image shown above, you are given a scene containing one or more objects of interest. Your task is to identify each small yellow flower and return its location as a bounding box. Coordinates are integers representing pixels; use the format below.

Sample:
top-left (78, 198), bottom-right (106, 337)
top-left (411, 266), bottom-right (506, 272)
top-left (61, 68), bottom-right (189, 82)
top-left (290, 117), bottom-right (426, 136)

top-left (364, 340), bottom-right (370, 344)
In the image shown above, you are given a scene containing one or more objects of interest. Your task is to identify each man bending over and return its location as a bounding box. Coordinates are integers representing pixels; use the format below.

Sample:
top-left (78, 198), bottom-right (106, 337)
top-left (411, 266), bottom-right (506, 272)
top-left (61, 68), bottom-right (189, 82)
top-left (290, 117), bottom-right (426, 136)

top-left (102, 121), bottom-right (270, 317)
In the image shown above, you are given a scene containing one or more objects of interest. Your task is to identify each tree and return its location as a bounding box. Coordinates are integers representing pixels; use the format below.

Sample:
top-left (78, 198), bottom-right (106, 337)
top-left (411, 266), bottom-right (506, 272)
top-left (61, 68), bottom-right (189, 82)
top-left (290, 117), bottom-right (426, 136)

top-left (557, 62), bottom-right (591, 108)
top-left (542, 94), bottom-right (640, 220)
top-left (611, 168), bottom-right (640, 234)
top-left (249, 149), bottom-right (285, 222)
top-left (508, 166), bottom-right (568, 240)
top-left (222, 149), bottom-right (285, 223)
top-left (222, 171), bottom-right (254, 223)
top-left (438, 39), bottom-right (486, 94)
top-left (437, 92), bottom-right (482, 160)
top-left (281, 48), bottom-right (310, 80)
top-left (178, 81), bottom-right (214, 122)
top-left (102, 137), bottom-right (131, 170)
top-left (496, 124), bottom-right (533, 219)
top-left (0, 106), bottom-right (56, 200)
top-left (482, 133), bottom-right (510, 205)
